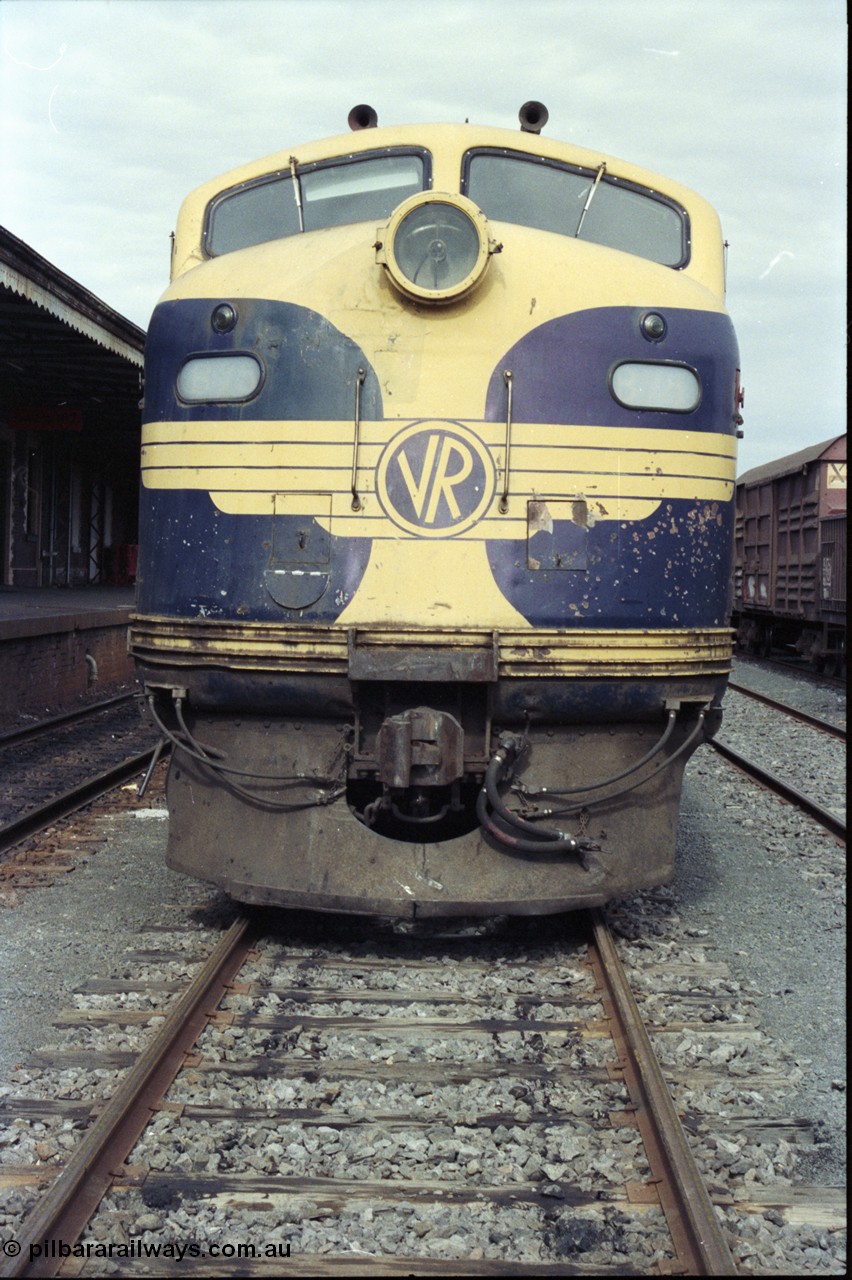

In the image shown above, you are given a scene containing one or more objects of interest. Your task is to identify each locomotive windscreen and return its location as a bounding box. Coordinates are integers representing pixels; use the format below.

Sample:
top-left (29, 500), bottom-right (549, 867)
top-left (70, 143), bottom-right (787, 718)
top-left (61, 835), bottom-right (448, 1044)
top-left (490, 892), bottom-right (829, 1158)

top-left (207, 151), bottom-right (428, 254)
top-left (464, 151), bottom-right (687, 266)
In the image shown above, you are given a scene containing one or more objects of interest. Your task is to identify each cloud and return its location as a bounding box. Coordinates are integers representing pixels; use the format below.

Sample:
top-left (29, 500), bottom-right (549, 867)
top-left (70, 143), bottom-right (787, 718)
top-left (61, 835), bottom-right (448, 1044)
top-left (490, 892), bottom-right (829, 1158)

top-left (1, 0), bottom-right (846, 474)
top-left (758, 250), bottom-right (795, 281)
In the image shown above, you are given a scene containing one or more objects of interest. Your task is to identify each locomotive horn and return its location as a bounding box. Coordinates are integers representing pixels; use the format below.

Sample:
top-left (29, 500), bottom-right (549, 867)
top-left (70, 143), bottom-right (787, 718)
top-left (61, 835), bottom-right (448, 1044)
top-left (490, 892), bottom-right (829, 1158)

top-left (348, 104), bottom-right (378, 130)
top-left (519, 101), bottom-right (549, 134)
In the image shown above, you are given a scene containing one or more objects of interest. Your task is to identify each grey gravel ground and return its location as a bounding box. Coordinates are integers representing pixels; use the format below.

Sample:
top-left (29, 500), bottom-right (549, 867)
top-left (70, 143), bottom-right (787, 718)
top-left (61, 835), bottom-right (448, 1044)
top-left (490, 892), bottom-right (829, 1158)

top-left (0, 655), bottom-right (845, 1269)
top-left (0, 809), bottom-right (218, 1080)
top-left (677, 656), bottom-right (845, 1185)
top-left (655, 754), bottom-right (844, 1186)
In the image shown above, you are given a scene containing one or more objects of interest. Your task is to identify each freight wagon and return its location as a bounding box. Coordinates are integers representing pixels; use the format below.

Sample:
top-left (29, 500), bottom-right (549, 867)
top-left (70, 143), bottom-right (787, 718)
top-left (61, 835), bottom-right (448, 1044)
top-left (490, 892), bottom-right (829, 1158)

top-left (734, 434), bottom-right (846, 673)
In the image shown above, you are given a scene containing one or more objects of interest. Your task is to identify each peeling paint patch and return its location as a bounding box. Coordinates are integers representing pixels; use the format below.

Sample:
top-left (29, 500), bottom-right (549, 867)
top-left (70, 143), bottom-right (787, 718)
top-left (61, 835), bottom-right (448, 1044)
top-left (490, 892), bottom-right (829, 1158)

top-left (528, 499), bottom-right (553, 537)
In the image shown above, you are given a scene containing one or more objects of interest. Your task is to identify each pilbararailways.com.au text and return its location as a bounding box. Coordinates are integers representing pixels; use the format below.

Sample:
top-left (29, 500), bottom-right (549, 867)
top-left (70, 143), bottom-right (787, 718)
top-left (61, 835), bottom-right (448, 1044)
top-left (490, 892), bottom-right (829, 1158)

top-left (22, 1239), bottom-right (292, 1263)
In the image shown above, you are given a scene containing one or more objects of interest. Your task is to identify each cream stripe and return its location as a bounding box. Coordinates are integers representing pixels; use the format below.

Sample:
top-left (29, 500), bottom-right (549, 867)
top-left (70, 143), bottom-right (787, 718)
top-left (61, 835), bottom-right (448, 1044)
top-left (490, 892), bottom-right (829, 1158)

top-left (141, 442), bottom-right (734, 481)
top-left (140, 418), bottom-right (735, 527)
top-left (144, 467), bottom-right (732, 502)
top-left (207, 494), bottom-right (664, 528)
top-left (142, 419), bottom-right (738, 457)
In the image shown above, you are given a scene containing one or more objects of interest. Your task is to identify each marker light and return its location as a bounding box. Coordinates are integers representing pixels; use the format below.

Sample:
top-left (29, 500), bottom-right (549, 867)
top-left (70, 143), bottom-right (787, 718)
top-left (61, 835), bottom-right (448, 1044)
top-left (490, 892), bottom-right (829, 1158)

top-left (211, 303), bottom-right (238, 333)
top-left (611, 362), bottom-right (701, 412)
top-left (640, 312), bottom-right (667, 342)
top-left (176, 354), bottom-right (262, 403)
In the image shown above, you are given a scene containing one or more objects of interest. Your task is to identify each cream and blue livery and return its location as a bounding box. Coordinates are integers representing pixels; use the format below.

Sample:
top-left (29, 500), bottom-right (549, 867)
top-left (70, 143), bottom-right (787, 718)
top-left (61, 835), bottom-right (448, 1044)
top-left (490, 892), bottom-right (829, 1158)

top-left (131, 104), bottom-right (741, 916)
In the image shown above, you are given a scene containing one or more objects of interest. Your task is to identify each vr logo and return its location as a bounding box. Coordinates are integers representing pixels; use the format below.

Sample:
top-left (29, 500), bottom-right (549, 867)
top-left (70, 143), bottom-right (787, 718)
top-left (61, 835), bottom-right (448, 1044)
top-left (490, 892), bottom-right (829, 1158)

top-left (377, 422), bottom-right (495, 537)
top-left (397, 434), bottom-right (473, 524)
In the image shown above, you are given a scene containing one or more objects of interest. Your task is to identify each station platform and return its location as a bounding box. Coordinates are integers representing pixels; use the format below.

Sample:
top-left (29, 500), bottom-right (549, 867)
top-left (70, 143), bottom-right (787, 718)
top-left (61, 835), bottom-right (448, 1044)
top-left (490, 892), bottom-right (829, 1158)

top-left (0, 587), bottom-right (137, 724)
top-left (0, 586), bottom-right (135, 633)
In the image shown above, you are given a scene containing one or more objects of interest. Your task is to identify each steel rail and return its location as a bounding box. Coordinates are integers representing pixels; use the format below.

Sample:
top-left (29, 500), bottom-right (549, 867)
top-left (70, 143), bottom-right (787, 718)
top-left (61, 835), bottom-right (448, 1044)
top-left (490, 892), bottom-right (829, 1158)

top-left (1, 914), bottom-right (257, 1279)
top-left (0, 748), bottom-right (161, 858)
top-left (737, 654), bottom-right (845, 688)
top-left (727, 681), bottom-right (846, 741)
top-left (710, 737), bottom-right (846, 841)
top-left (0, 692), bottom-right (136, 750)
top-left (588, 910), bottom-right (737, 1277)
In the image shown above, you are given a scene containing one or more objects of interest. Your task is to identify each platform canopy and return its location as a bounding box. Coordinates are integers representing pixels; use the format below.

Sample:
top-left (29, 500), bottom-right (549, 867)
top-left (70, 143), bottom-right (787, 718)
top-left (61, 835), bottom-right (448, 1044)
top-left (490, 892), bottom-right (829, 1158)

top-left (0, 225), bottom-right (145, 431)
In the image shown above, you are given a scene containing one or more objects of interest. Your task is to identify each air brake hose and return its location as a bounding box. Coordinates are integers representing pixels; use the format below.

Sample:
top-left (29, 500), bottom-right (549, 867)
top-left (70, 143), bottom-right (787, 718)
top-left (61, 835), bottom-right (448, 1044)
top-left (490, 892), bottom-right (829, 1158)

top-left (484, 738), bottom-right (577, 845)
top-left (475, 785), bottom-right (582, 855)
top-left (480, 711), bottom-right (707, 851)
top-left (479, 734), bottom-right (583, 853)
top-left (525, 709), bottom-right (677, 799)
top-left (478, 712), bottom-right (698, 852)
top-left (146, 693), bottom-right (345, 811)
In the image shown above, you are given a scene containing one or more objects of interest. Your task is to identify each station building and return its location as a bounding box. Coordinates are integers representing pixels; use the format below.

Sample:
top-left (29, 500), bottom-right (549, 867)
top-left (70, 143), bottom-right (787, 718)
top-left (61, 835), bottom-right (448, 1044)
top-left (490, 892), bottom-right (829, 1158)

top-left (0, 227), bottom-right (145, 719)
top-left (0, 225), bottom-right (145, 588)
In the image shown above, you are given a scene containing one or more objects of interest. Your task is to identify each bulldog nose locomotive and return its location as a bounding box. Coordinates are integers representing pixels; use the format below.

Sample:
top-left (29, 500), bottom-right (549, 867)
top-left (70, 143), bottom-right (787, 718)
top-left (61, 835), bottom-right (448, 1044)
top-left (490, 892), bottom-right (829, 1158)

top-left (131, 104), bottom-right (741, 916)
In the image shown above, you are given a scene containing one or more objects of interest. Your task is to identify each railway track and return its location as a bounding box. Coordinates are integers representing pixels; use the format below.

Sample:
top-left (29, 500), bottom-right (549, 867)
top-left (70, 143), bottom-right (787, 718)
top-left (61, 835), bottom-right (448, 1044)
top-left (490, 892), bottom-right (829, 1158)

top-left (1, 909), bottom-right (740, 1276)
top-left (0, 694), bottom-right (136, 751)
top-left (708, 737), bottom-right (845, 842)
top-left (734, 653), bottom-right (846, 690)
top-left (712, 674), bottom-right (846, 843)
top-left (0, 747), bottom-right (164, 862)
top-left (0, 691), bottom-right (158, 837)
top-left (726, 682), bottom-right (845, 742)
top-left (0, 665), bottom-right (842, 1271)
top-left (0, 691), bottom-right (158, 829)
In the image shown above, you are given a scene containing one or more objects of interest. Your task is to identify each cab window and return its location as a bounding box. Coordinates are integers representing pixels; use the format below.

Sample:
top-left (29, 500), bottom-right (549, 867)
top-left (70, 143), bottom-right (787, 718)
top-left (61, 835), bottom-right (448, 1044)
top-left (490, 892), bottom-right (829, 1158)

top-left (205, 150), bottom-right (430, 256)
top-left (463, 150), bottom-right (688, 267)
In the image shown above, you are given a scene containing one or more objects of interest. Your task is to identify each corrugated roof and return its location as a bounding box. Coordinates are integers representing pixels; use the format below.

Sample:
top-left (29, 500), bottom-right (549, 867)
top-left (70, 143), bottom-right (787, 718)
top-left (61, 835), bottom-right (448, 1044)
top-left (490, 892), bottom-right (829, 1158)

top-left (737, 435), bottom-right (846, 488)
top-left (1, 226), bottom-right (145, 421)
top-left (0, 225), bottom-right (145, 364)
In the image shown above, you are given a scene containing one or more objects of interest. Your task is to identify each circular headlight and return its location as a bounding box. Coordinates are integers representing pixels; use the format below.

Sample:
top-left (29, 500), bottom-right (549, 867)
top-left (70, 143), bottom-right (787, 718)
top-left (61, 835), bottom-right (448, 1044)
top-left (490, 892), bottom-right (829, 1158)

top-left (379, 193), bottom-right (494, 304)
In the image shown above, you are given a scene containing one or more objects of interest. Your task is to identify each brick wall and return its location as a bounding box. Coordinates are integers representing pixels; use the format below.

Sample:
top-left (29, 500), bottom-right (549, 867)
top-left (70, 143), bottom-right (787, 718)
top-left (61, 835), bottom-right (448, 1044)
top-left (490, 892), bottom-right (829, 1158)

top-left (0, 617), bottom-right (134, 720)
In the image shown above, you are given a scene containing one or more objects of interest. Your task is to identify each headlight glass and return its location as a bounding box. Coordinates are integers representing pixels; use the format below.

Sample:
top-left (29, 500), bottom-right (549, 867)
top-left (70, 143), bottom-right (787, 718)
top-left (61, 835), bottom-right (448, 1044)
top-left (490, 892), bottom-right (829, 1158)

top-left (176, 354), bottom-right (262, 403)
top-left (611, 362), bottom-right (701, 412)
top-left (393, 202), bottom-right (481, 292)
top-left (379, 192), bottom-right (493, 304)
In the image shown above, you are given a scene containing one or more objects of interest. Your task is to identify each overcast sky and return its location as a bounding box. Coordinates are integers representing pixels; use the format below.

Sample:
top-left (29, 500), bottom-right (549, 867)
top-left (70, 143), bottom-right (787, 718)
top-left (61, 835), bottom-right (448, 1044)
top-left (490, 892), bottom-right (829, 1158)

top-left (1, 0), bottom-right (846, 475)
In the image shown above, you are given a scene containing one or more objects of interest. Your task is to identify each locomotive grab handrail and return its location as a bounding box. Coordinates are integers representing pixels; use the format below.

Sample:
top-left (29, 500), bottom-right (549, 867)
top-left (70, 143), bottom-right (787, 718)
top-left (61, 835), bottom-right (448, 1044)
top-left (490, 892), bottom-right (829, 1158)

top-left (499, 369), bottom-right (514, 513)
top-left (351, 366), bottom-right (367, 511)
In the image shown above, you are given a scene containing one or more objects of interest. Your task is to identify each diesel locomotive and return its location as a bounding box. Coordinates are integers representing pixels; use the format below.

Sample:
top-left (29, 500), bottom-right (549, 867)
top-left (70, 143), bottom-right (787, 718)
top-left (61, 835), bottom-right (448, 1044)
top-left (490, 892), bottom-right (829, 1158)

top-left (131, 103), bottom-right (742, 916)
